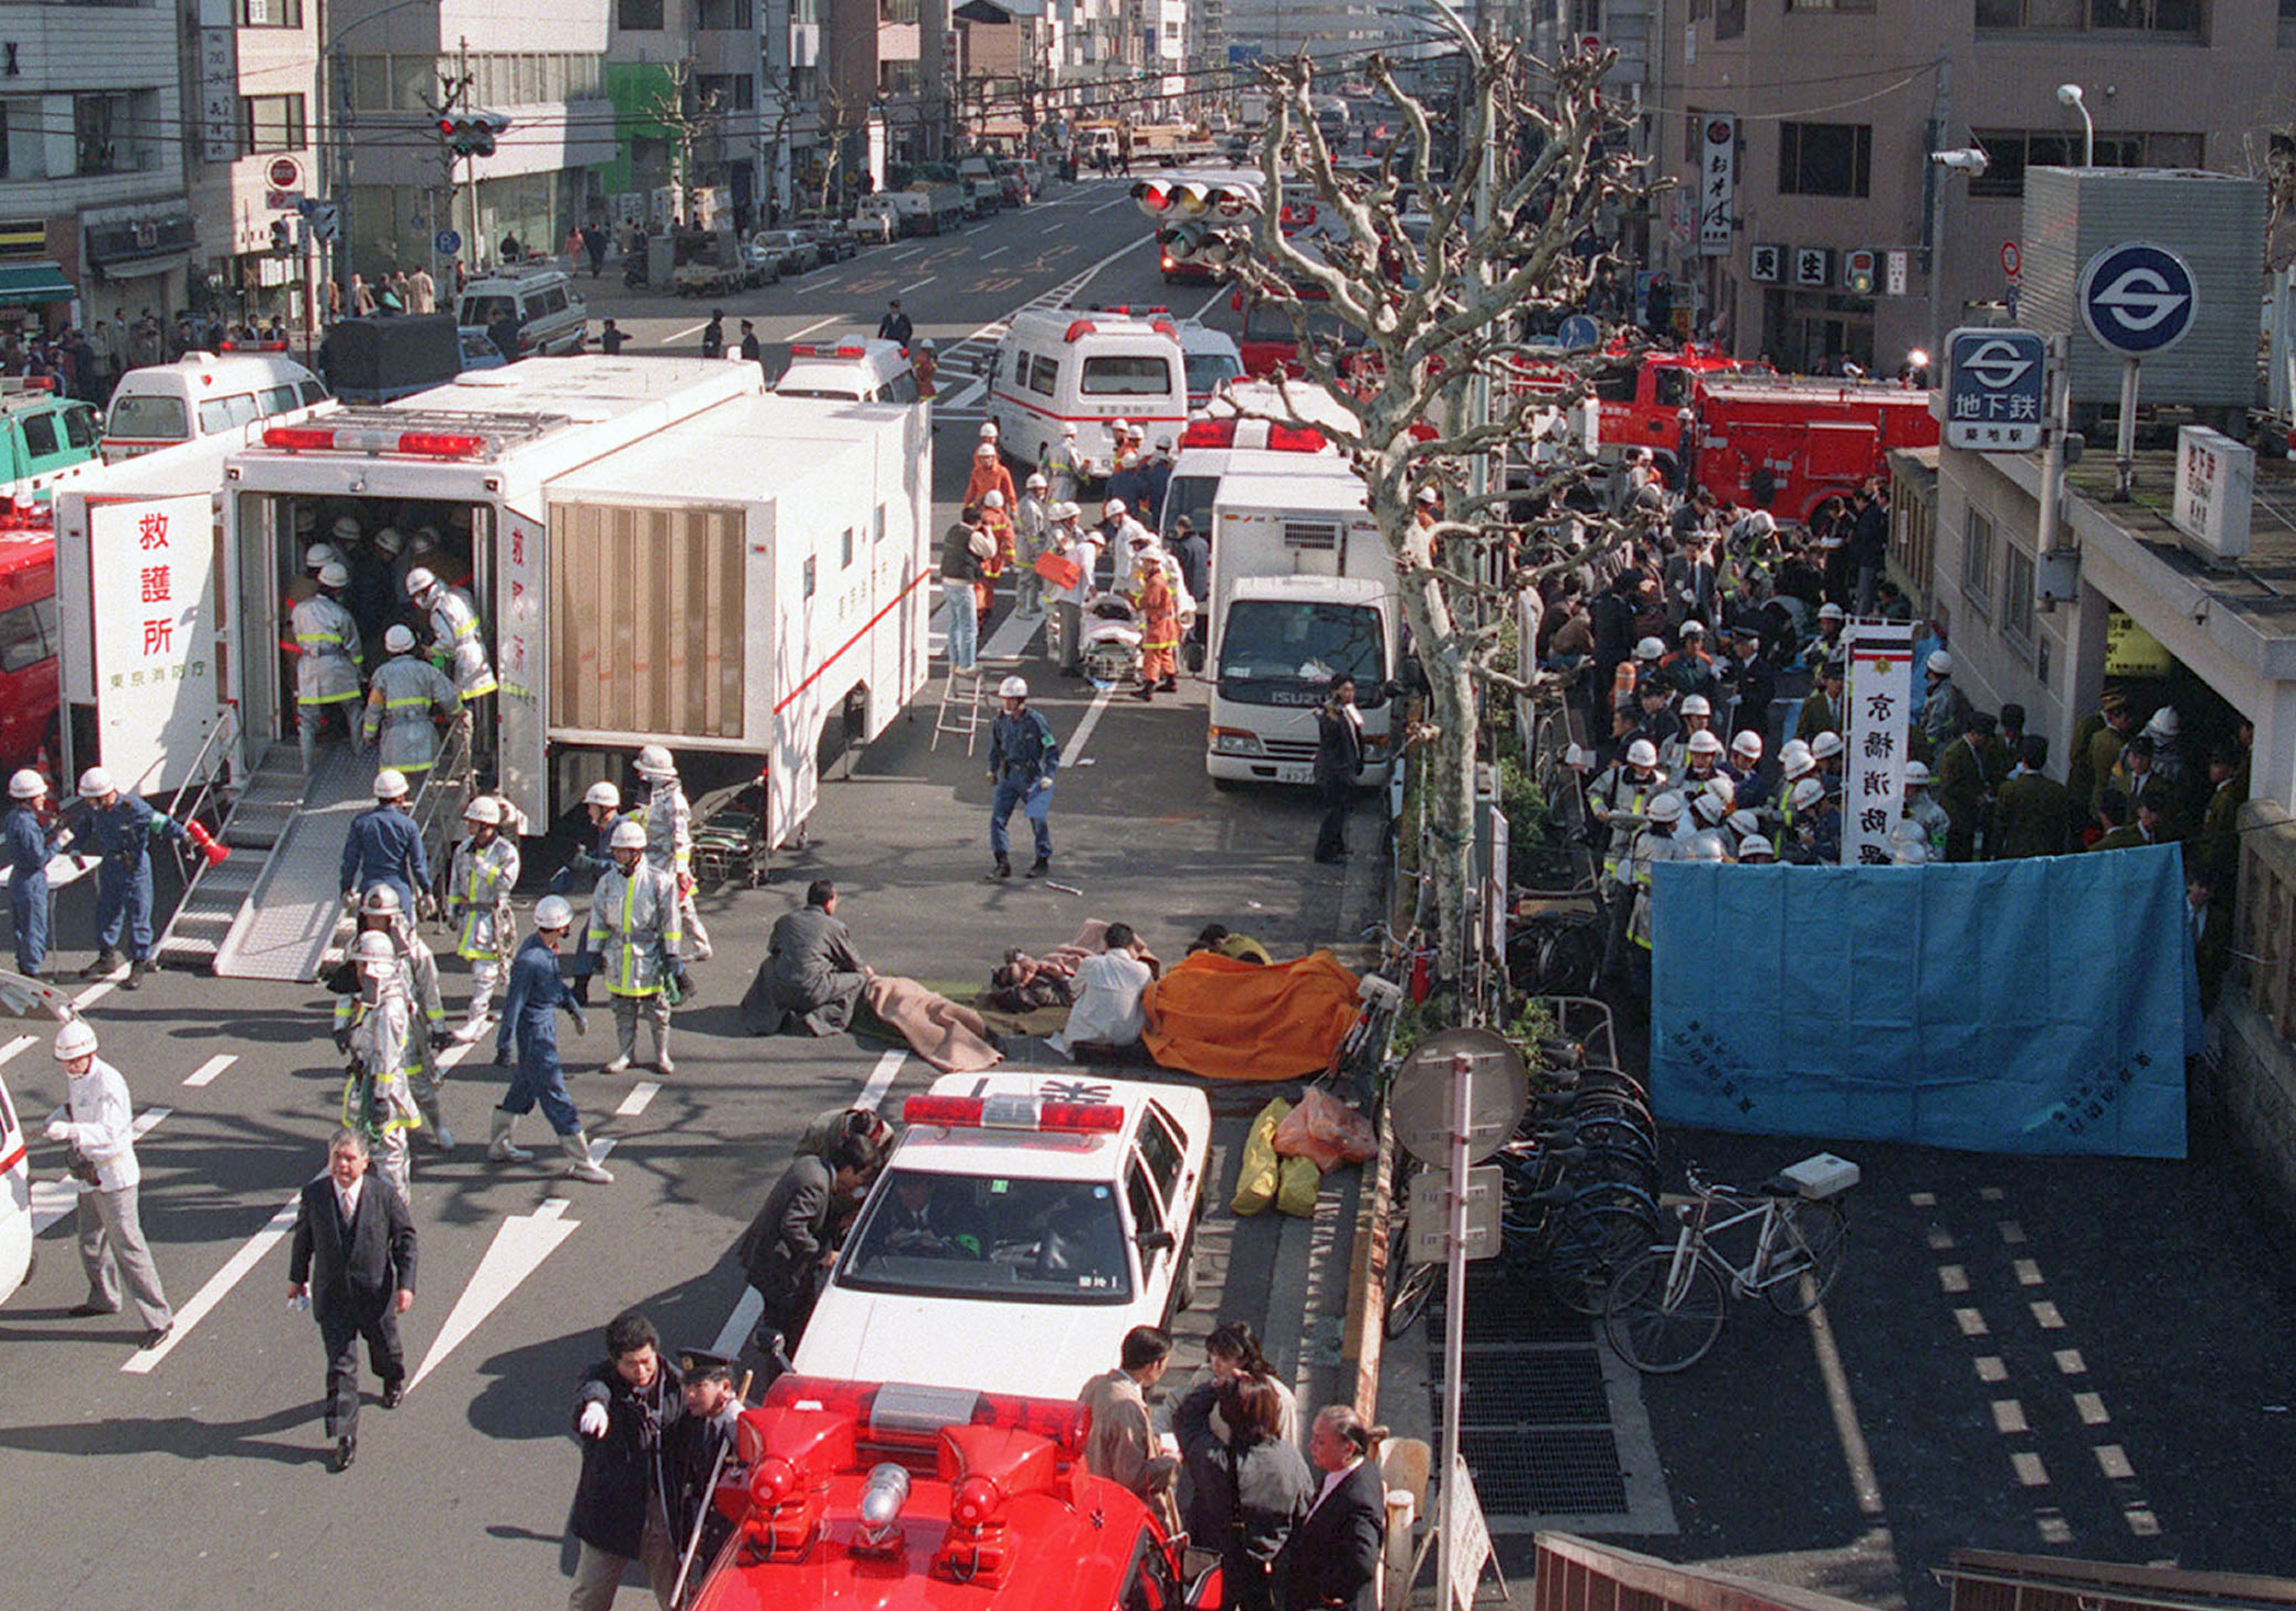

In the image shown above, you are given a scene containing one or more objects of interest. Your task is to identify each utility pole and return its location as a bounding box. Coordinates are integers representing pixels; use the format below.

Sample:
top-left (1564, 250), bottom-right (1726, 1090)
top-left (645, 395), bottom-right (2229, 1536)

top-left (422, 46), bottom-right (475, 281)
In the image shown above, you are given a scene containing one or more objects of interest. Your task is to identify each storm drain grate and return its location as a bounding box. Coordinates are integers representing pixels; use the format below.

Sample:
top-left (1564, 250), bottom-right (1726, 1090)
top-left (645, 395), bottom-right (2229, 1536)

top-left (1459, 1424), bottom-right (1631, 1515)
top-left (1435, 1345), bottom-right (1611, 1425)
top-left (1437, 1278), bottom-right (1601, 1346)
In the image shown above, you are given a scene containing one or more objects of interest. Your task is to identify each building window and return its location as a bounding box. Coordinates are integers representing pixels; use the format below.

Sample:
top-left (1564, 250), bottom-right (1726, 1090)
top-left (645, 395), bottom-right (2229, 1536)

top-left (1571, 0), bottom-right (1601, 30)
top-left (697, 73), bottom-right (756, 111)
top-left (619, 0), bottom-right (664, 29)
top-left (1778, 122), bottom-right (1871, 197)
top-left (1715, 0), bottom-right (1746, 39)
top-left (1788, 0), bottom-right (1874, 9)
top-left (878, 60), bottom-right (920, 95)
top-left (1966, 130), bottom-right (2199, 197)
top-left (1961, 507), bottom-right (1994, 617)
top-left (242, 95), bottom-right (307, 155)
top-left (696, 0), bottom-right (753, 27)
top-left (74, 94), bottom-right (122, 175)
top-left (1976, 0), bottom-right (2200, 30)
top-left (803, 555), bottom-right (817, 598)
top-left (788, 64), bottom-right (819, 97)
top-left (840, 526), bottom-right (855, 568)
top-left (2001, 544), bottom-right (2035, 647)
top-left (241, 0), bottom-right (305, 24)
top-left (881, 0), bottom-right (920, 20)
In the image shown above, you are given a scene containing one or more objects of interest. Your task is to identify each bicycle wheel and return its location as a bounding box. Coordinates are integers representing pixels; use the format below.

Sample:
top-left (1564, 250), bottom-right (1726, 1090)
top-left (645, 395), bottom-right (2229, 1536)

top-left (1544, 1201), bottom-right (1660, 1316)
top-left (1387, 1257), bottom-right (1442, 1337)
top-left (1605, 1248), bottom-right (1729, 1373)
top-left (1566, 1143), bottom-right (1662, 1200)
top-left (1541, 923), bottom-right (1605, 997)
top-left (1763, 1199), bottom-right (1849, 1315)
top-left (1566, 1115), bottom-right (1660, 1165)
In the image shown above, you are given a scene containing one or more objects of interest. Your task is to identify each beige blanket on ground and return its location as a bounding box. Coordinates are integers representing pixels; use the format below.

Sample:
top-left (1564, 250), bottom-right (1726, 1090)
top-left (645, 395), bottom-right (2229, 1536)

top-left (863, 974), bottom-right (1004, 1073)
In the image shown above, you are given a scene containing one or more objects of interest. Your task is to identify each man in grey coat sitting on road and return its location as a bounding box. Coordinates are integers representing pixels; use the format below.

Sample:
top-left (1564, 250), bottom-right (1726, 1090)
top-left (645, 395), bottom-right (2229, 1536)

top-left (739, 878), bottom-right (875, 1036)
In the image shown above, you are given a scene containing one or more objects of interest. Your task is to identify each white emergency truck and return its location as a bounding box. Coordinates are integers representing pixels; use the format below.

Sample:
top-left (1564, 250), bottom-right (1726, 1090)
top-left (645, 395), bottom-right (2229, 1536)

top-left (1159, 378), bottom-right (1356, 543)
top-left (1204, 457), bottom-right (1399, 788)
top-left (51, 357), bottom-right (932, 981)
top-left (985, 307), bottom-right (1187, 481)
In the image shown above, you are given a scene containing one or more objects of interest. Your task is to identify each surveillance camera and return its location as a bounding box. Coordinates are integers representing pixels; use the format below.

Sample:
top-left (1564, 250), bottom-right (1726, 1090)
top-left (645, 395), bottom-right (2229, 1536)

top-left (1930, 148), bottom-right (1990, 176)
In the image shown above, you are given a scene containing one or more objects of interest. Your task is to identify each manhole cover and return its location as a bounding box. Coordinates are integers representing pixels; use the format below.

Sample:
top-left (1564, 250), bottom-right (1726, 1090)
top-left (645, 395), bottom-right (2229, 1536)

top-left (1460, 1425), bottom-right (1630, 1515)
top-left (1435, 1345), bottom-right (1610, 1425)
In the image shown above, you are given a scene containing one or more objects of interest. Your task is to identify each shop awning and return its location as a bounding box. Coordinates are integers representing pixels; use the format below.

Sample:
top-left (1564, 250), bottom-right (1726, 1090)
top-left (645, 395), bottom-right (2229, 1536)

top-left (0, 262), bottom-right (74, 308)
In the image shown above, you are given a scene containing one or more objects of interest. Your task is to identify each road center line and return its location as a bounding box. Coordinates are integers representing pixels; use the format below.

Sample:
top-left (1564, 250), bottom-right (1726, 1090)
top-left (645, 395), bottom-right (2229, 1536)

top-left (614, 1080), bottom-right (660, 1118)
top-left (0, 1033), bottom-right (31, 1067)
top-left (978, 245), bottom-right (1008, 260)
top-left (183, 1054), bottom-right (235, 1088)
top-left (898, 276), bottom-right (939, 295)
top-left (1090, 193), bottom-right (1135, 213)
top-left (1192, 284), bottom-right (1229, 320)
top-left (74, 980), bottom-right (118, 1009)
top-left (33, 1107), bottom-right (172, 1234)
top-left (664, 321), bottom-right (708, 344)
top-left (860, 1050), bottom-right (907, 1112)
top-left (121, 1192), bottom-right (298, 1374)
top-left (783, 314), bottom-right (838, 342)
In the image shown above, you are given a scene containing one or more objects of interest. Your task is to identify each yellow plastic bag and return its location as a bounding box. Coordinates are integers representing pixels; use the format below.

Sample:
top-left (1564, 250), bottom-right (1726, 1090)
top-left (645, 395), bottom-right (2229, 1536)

top-left (1276, 1154), bottom-right (1321, 1217)
top-left (1232, 1098), bottom-right (1291, 1217)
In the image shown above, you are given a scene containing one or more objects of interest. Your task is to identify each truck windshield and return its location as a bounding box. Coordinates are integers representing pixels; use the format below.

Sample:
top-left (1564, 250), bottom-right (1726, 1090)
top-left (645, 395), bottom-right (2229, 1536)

top-left (1218, 600), bottom-right (1387, 708)
top-left (838, 1169), bottom-right (1132, 1303)
top-left (1163, 474), bottom-right (1217, 541)
top-left (104, 394), bottom-right (188, 441)
top-left (1184, 352), bottom-right (1244, 397)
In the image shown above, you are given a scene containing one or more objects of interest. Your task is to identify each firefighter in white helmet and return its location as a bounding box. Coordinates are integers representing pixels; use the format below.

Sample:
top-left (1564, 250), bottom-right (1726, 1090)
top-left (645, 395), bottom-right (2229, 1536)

top-left (588, 817), bottom-right (683, 1075)
top-left (334, 884), bottom-right (456, 1149)
top-left (1901, 760), bottom-right (1951, 862)
top-left (446, 796), bottom-right (521, 1042)
top-left (4, 767), bottom-right (58, 976)
top-left (292, 559), bottom-right (365, 772)
top-left (634, 744), bottom-right (709, 965)
top-left (63, 766), bottom-right (188, 988)
top-left (1626, 792), bottom-right (1687, 995)
top-left (45, 1018), bottom-right (174, 1347)
top-left (360, 623), bottom-right (461, 779)
top-left (346, 929), bottom-right (422, 1200)
top-left (490, 895), bottom-right (612, 1181)
top-left (550, 781), bottom-right (632, 1005)
top-left (405, 563), bottom-right (495, 771)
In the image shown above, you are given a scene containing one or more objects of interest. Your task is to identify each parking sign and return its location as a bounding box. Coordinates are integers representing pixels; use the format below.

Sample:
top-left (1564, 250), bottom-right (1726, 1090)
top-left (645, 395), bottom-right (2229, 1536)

top-left (1944, 327), bottom-right (2047, 452)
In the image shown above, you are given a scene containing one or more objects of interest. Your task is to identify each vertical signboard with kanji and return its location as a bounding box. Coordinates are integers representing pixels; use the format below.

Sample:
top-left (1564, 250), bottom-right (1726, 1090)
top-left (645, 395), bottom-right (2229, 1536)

top-left (1840, 619), bottom-right (1913, 865)
top-left (1698, 116), bottom-right (1736, 256)
top-left (497, 505), bottom-right (547, 828)
top-left (88, 494), bottom-right (218, 794)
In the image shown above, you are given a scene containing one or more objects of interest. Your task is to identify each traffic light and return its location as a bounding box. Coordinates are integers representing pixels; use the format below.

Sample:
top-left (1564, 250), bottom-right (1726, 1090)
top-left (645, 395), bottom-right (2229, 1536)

top-left (439, 110), bottom-right (511, 157)
top-left (269, 218), bottom-right (295, 257)
top-left (1843, 247), bottom-right (1878, 296)
top-left (1131, 176), bottom-right (1258, 220)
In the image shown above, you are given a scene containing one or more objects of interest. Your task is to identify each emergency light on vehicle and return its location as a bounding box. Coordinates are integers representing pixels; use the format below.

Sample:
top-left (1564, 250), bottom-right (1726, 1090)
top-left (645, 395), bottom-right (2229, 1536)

top-left (1178, 417), bottom-right (1328, 452)
top-left (788, 344), bottom-right (872, 360)
top-left (902, 1092), bottom-right (1124, 1133)
top-left (758, 1377), bottom-right (1091, 1462)
top-left (263, 424), bottom-right (489, 458)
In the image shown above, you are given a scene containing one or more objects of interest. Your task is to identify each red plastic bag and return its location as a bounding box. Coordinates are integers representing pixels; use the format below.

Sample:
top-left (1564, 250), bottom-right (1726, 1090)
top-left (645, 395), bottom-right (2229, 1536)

top-left (1271, 1087), bottom-right (1377, 1173)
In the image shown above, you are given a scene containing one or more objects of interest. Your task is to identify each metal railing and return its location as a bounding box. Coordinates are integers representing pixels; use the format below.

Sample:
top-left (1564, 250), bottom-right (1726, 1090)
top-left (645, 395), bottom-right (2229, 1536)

top-left (151, 703), bottom-right (243, 963)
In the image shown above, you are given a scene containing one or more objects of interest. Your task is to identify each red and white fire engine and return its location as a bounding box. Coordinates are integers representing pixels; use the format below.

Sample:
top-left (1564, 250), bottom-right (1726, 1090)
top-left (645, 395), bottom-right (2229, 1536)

top-left (1689, 374), bottom-right (1940, 524)
top-left (687, 1376), bottom-right (1216, 1611)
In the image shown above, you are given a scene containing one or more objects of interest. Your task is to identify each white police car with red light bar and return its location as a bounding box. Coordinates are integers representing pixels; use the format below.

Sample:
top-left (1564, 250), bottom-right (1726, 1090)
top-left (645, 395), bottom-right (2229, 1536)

top-left (792, 1071), bottom-right (1211, 1399)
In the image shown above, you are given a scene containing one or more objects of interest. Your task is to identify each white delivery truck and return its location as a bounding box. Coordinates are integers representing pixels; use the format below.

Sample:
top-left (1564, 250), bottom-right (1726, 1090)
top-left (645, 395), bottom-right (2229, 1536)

top-left (1204, 458), bottom-right (1399, 788)
top-left (52, 357), bottom-right (932, 979)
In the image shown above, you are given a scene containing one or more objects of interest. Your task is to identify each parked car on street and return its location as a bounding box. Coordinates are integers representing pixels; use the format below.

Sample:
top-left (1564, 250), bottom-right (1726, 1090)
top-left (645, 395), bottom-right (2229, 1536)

top-left (796, 220), bottom-right (857, 262)
top-left (749, 229), bottom-right (821, 275)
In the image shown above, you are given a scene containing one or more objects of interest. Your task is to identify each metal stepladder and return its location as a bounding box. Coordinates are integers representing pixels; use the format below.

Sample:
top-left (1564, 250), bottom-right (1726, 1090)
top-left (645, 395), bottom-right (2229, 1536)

top-left (932, 665), bottom-right (986, 753)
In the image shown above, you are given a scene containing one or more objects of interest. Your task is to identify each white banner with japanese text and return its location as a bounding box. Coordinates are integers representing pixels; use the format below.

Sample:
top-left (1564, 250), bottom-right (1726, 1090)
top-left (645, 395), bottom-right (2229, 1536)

top-left (1697, 115), bottom-right (1736, 256)
top-left (1841, 619), bottom-right (1913, 865)
top-left (88, 494), bottom-right (219, 796)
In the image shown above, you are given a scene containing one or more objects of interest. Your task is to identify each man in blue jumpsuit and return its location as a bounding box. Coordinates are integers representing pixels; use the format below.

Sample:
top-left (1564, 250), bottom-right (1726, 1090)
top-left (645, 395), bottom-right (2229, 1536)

top-left (4, 769), bottom-right (58, 975)
top-left (490, 896), bottom-right (613, 1183)
top-left (64, 767), bottom-right (186, 988)
top-left (986, 675), bottom-right (1060, 881)
top-left (339, 768), bottom-right (432, 918)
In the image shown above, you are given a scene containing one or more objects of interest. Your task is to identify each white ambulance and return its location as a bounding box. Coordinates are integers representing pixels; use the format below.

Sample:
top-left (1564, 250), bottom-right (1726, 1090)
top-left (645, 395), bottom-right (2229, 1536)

top-left (985, 307), bottom-right (1188, 480)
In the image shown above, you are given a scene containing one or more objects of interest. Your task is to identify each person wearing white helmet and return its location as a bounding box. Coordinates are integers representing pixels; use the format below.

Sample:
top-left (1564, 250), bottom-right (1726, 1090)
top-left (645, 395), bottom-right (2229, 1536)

top-left (62, 766), bottom-right (189, 987)
top-left (334, 884), bottom-right (455, 1146)
top-left (1900, 760), bottom-right (1950, 860)
top-left (404, 563), bottom-right (498, 767)
top-left (965, 436), bottom-right (1017, 524)
top-left (1098, 496), bottom-right (1152, 557)
top-left (1588, 739), bottom-right (1665, 978)
top-left (1807, 728), bottom-right (1844, 789)
top-left (446, 796), bottom-right (522, 1042)
top-left (491, 894), bottom-right (612, 1182)
top-left (44, 1017), bottom-right (174, 1348)
top-left (1725, 729), bottom-right (1764, 795)
top-left (1738, 833), bottom-right (1776, 864)
top-left (291, 556), bottom-right (366, 772)
top-left (1919, 647), bottom-right (1968, 755)
top-left (344, 927), bottom-right (424, 1200)
top-left (1626, 792), bottom-right (1687, 991)
top-left (1042, 418), bottom-right (1086, 506)
top-left (360, 621), bottom-right (460, 780)
top-left (987, 675), bottom-right (1060, 878)
top-left (1785, 776), bottom-right (1840, 862)
top-left (587, 816), bottom-right (683, 1074)
top-left (1885, 817), bottom-right (1931, 865)
top-left (633, 743), bottom-right (710, 965)
top-left (1660, 692), bottom-right (1715, 777)
top-left (339, 767), bottom-right (432, 921)
top-left (4, 767), bottom-right (58, 975)
top-left (1674, 726), bottom-right (1726, 791)
top-left (1685, 789), bottom-right (1734, 862)
top-left (1013, 470), bottom-right (1052, 618)
top-left (1045, 501), bottom-right (1101, 677)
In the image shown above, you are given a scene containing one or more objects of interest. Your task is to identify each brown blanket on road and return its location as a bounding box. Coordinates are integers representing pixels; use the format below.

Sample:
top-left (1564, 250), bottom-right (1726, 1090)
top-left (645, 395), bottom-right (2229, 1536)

top-left (863, 974), bottom-right (1004, 1073)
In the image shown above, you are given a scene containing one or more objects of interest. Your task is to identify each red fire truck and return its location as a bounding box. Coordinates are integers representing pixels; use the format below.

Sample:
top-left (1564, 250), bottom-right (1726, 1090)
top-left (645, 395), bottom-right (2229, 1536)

top-left (0, 509), bottom-right (59, 774)
top-left (688, 1376), bottom-right (1217, 1611)
top-left (1689, 375), bottom-right (1940, 524)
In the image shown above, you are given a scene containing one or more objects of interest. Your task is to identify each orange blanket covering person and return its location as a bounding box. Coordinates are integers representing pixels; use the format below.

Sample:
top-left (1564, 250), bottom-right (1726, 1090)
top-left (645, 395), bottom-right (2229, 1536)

top-left (1142, 951), bottom-right (1362, 1081)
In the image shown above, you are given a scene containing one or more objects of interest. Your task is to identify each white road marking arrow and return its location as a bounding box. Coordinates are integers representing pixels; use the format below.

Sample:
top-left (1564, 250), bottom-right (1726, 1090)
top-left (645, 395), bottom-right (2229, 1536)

top-left (404, 1195), bottom-right (580, 1393)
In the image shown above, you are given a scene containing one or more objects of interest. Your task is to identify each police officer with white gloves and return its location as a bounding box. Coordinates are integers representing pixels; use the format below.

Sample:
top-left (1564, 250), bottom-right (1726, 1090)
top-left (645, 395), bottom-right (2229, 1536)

top-left (46, 1019), bottom-right (174, 1347)
top-left (587, 818), bottom-right (683, 1076)
top-left (361, 623), bottom-right (461, 780)
top-left (292, 560), bottom-right (365, 772)
top-left (490, 895), bottom-right (613, 1183)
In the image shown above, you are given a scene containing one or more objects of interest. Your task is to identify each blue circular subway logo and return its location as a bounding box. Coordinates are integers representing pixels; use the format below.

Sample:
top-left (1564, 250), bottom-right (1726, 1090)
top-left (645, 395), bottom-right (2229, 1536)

top-left (2077, 242), bottom-right (2198, 356)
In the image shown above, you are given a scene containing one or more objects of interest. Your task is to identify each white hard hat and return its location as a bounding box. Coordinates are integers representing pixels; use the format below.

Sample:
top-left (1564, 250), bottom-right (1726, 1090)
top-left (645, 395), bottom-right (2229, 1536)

top-left (1625, 739), bottom-right (1658, 769)
top-left (1818, 602), bottom-right (1845, 622)
top-left (1687, 835), bottom-right (1728, 862)
top-left (7, 767), bottom-right (44, 799)
top-left (330, 515), bottom-right (362, 542)
top-left (404, 566), bottom-right (439, 599)
top-left (583, 781), bottom-right (621, 810)
top-left (1052, 501), bottom-right (1082, 522)
top-left (360, 884), bottom-right (403, 918)
top-left (998, 675), bottom-right (1030, 700)
top-left (1110, 419), bottom-right (1131, 436)
top-left (1687, 729), bottom-right (1724, 757)
top-left (983, 490), bottom-right (1006, 510)
top-left (1731, 731), bottom-right (1763, 760)
top-left (1889, 823), bottom-right (1930, 864)
top-left (374, 527), bottom-right (403, 557)
top-left (1902, 760), bottom-right (1932, 786)
top-left (52, 1019), bottom-right (97, 1061)
top-left (1739, 834), bottom-right (1774, 858)
top-left (1790, 777), bottom-right (1825, 810)
top-left (1779, 738), bottom-right (1812, 768)
top-left (1926, 649), bottom-right (1952, 677)
top-left (975, 442), bottom-right (997, 458)
top-left (1810, 731), bottom-right (1844, 760)
top-left (1681, 694), bottom-right (1712, 718)
top-left (1645, 791), bottom-right (1685, 825)
top-left (1784, 751), bottom-right (1818, 781)
top-left (384, 624), bottom-right (416, 654)
top-left (77, 767), bottom-right (114, 798)
top-left (2145, 706), bottom-right (2179, 738)
top-left (1061, 422), bottom-right (1077, 437)
top-left (464, 796), bottom-right (502, 825)
top-left (534, 894), bottom-right (575, 929)
top-left (610, 818), bottom-right (648, 850)
top-left (635, 743), bottom-right (676, 778)
top-left (1634, 636), bottom-right (1665, 661)
top-left (317, 561), bottom-right (349, 589)
top-left (373, 768), bottom-right (410, 800)
top-left (355, 929), bottom-right (398, 970)
top-left (1416, 487), bottom-right (1440, 505)
top-left (305, 542), bottom-right (343, 570)
top-left (1103, 498), bottom-right (1127, 518)
top-left (1726, 808), bottom-right (1761, 838)
top-left (978, 420), bottom-right (998, 438)
top-left (1680, 618), bottom-right (1705, 636)
top-left (1693, 791), bottom-right (1728, 824)
top-left (1704, 775), bottom-right (1737, 809)
top-left (1026, 472), bottom-right (1047, 490)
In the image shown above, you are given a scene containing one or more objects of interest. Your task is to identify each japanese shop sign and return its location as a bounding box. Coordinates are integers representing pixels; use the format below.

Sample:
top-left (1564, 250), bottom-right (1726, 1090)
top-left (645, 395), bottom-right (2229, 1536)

top-left (1698, 116), bottom-right (1736, 256)
top-left (1840, 619), bottom-right (1914, 866)
top-left (88, 494), bottom-right (218, 794)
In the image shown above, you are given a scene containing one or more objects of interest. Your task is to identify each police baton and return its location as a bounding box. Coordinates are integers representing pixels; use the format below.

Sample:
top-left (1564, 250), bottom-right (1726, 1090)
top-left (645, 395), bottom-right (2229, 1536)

top-left (670, 1368), bottom-right (752, 1607)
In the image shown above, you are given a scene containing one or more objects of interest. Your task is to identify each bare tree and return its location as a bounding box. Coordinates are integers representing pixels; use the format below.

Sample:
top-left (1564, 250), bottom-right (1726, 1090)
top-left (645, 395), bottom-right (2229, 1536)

top-left (1232, 40), bottom-right (1660, 993)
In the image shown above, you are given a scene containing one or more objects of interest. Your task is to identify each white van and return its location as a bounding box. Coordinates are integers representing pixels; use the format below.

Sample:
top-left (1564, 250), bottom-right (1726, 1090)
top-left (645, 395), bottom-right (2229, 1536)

top-left (985, 307), bottom-right (1187, 479)
top-left (1176, 319), bottom-right (1244, 411)
top-left (772, 337), bottom-right (921, 404)
top-left (456, 266), bottom-right (589, 358)
top-left (100, 349), bottom-right (328, 463)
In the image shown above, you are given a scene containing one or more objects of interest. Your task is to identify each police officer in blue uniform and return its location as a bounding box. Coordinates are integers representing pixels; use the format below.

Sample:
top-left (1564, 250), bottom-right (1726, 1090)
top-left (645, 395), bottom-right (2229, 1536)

top-left (4, 768), bottom-right (58, 975)
top-left (339, 768), bottom-right (432, 918)
top-left (63, 767), bottom-right (187, 989)
top-left (489, 895), bottom-right (612, 1183)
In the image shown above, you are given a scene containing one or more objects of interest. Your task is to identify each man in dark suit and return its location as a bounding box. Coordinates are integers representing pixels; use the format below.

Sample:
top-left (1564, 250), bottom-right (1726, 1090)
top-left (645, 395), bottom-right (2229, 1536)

top-left (1313, 677), bottom-right (1365, 864)
top-left (1278, 1405), bottom-right (1387, 1611)
top-left (287, 1128), bottom-right (418, 1472)
top-left (737, 1135), bottom-right (874, 1371)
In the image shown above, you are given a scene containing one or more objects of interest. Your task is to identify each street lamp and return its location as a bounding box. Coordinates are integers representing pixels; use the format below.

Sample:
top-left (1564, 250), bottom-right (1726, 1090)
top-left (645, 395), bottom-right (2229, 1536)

top-left (2055, 83), bottom-right (2094, 167)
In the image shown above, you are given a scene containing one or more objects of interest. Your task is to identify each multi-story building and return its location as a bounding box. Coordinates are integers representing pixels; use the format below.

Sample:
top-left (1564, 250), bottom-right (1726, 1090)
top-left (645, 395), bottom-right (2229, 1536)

top-left (1657, 0), bottom-right (2291, 374)
top-left (0, 0), bottom-right (190, 335)
top-left (825, 0), bottom-right (949, 171)
top-left (184, 0), bottom-right (321, 329)
top-left (606, 0), bottom-right (800, 226)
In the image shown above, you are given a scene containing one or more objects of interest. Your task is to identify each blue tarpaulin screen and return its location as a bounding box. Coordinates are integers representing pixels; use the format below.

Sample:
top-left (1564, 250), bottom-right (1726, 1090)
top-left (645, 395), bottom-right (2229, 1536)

top-left (1649, 846), bottom-right (2196, 1158)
